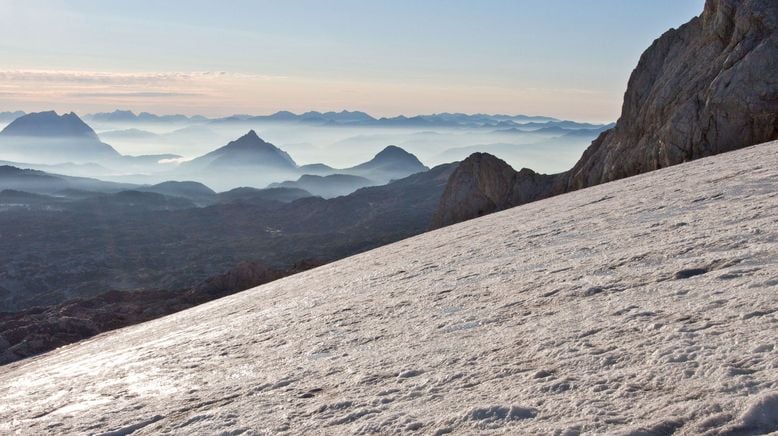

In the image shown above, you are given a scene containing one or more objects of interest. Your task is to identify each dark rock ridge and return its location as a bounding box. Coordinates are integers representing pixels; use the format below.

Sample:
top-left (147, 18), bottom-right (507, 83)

top-left (430, 154), bottom-right (554, 227)
top-left (432, 0), bottom-right (778, 228)
top-left (0, 260), bottom-right (320, 366)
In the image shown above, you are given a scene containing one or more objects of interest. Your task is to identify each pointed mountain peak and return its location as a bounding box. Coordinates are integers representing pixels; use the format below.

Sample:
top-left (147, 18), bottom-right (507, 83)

top-left (193, 131), bottom-right (297, 170)
top-left (223, 130), bottom-right (271, 150)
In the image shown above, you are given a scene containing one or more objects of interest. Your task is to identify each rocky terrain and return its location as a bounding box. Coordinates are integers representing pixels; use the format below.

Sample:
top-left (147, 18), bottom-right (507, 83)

top-left (0, 260), bottom-right (320, 365)
top-left (0, 140), bottom-right (775, 434)
top-left (430, 153), bottom-right (555, 228)
top-left (433, 0), bottom-right (778, 228)
top-left (0, 162), bottom-right (457, 311)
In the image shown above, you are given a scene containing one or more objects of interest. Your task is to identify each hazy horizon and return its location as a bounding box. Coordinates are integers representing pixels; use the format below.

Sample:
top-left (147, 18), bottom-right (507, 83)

top-left (1, 0), bottom-right (704, 123)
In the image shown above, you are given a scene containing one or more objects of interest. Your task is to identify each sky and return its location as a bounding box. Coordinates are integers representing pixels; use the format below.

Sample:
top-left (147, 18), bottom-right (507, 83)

top-left (0, 0), bottom-right (704, 122)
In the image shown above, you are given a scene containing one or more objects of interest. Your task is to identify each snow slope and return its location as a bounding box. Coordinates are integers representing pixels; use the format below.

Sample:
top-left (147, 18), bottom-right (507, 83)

top-left (1, 142), bottom-right (777, 435)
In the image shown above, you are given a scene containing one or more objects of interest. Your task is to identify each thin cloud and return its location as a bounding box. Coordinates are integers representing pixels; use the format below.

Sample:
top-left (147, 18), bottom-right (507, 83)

top-left (0, 70), bottom-right (285, 85)
top-left (68, 91), bottom-right (204, 98)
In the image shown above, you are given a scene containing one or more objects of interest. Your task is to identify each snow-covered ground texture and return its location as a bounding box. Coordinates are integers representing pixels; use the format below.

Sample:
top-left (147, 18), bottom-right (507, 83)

top-left (1, 142), bottom-right (778, 435)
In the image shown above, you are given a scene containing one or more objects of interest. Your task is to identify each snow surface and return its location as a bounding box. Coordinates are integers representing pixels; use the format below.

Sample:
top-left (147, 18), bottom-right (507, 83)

top-left (1, 142), bottom-right (778, 435)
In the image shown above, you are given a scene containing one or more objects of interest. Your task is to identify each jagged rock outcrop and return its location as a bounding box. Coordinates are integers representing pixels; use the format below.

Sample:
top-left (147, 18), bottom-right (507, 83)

top-left (433, 0), bottom-right (778, 228)
top-left (565, 0), bottom-right (778, 189)
top-left (430, 154), bottom-right (554, 227)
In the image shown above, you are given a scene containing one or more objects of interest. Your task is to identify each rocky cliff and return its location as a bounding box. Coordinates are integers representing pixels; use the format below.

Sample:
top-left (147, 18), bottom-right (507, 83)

top-left (430, 154), bottom-right (554, 227)
top-left (432, 0), bottom-right (778, 228)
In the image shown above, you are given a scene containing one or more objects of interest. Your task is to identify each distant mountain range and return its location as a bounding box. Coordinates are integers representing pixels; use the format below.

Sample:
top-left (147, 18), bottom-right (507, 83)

top-left (2, 109), bottom-right (610, 131)
top-left (209, 111), bottom-right (565, 128)
top-left (172, 131), bottom-right (428, 193)
top-left (0, 109), bottom-right (607, 197)
top-left (0, 111), bottom-right (182, 169)
top-left (76, 109), bottom-right (586, 129)
top-left (0, 111), bottom-right (434, 195)
top-left (84, 110), bottom-right (208, 124)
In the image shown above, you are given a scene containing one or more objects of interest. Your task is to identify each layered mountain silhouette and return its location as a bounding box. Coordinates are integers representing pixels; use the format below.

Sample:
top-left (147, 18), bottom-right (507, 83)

top-left (89, 109), bottom-right (566, 128)
top-left (137, 181), bottom-right (216, 205)
top-left (0, 111), bottom-right (121, 164)
top-left (0, 161), bottom-right (457, 312)
top-left (217, 187), bottom-right (313, 204)
top-left (177, 131), bottom-right (428, 193)
top-left (433, 0), bottom-right (778, 228)
top-left (268, 145), bottom-right (429, 196)
top-left (0, 165), bottom-right (135, 195)
top-left (176, 130), bottom-right (299, 190)
top-left (86, 109), bottom-right (202, 124)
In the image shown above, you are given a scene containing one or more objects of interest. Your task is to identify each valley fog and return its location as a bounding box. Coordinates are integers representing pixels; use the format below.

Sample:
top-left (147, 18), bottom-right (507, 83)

top-left (90, 118), bottom-right (602, 173)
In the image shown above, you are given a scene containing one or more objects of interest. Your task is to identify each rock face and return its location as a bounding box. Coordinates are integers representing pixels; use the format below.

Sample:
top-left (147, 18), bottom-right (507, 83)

top-left (433, 0), bottom-right (778, 228)
top-left (566, 0), bottom-right (778, 190)
top-left (430, 154), bottom-right (554, 227)
top-left (0, 141), bottom-right (776, 434)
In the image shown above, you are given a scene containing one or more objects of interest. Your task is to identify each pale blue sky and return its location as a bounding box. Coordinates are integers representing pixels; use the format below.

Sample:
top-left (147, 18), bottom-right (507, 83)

top-left (0, 0), bottom-right (704, 121)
